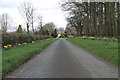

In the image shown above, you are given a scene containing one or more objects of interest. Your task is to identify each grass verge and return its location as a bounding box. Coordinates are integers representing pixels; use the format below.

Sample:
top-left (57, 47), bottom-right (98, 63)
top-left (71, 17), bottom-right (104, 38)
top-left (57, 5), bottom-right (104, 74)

top-left (0, 49), bottom-right (2, 78)
top-left (67, 38), bottom-right (119, 66)
top-left (2, 38), bottom-right (57, 76)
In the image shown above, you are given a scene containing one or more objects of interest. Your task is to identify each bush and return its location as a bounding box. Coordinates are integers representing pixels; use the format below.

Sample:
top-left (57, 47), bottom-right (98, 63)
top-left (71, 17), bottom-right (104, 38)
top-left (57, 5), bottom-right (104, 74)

top-left (2, 33), bottom-right (51, 47)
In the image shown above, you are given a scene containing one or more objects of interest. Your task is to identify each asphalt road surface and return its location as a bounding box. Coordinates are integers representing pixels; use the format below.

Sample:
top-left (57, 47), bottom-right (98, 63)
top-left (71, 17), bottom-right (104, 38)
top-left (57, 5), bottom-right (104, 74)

top-left (6, 38), bottom-right (118, 78)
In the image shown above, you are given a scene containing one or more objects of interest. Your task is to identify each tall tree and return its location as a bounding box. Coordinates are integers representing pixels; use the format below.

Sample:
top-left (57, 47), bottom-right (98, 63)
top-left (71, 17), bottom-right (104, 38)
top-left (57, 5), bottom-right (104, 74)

top-left (61, 1), bottom-right (119, 37)
top-left (0, 13), bottom-right (11, 33)
top-left (116, 2), bottom-right (120, 36)
top-left (19, 0), bottom-right (36, 34)
top-left (37, 15), bottom-right (43, 30)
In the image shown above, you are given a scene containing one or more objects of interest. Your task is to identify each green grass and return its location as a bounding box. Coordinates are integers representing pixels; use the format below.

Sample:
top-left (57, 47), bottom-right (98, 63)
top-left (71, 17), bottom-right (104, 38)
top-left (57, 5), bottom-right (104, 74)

top-left (2, 38), bottom-right (57, 76)
top-left (67, 38), bottom-right (119, 66)
top-left (0, 49), bottom-right (2, 77)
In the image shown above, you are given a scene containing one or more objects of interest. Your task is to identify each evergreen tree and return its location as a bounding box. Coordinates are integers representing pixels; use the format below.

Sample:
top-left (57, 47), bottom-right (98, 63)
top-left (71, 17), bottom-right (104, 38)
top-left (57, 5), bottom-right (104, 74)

top-left (16, 25), bottom-right (23, 33)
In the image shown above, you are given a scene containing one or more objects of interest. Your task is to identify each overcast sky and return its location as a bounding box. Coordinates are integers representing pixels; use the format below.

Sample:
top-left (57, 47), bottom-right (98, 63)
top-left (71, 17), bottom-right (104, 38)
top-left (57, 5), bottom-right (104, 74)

top-left (0, 0), bottom-right (67, 31)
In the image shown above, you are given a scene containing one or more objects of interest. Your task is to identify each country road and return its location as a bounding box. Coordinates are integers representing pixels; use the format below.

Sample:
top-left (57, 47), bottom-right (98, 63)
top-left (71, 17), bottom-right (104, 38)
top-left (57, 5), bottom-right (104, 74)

top-left (6, 38), bottom-right (118, 78)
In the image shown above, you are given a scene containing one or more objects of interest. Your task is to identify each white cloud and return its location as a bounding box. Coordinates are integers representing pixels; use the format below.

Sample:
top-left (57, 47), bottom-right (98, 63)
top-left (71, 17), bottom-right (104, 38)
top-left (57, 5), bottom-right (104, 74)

top-left (0, 0), bottom-right (67, 31)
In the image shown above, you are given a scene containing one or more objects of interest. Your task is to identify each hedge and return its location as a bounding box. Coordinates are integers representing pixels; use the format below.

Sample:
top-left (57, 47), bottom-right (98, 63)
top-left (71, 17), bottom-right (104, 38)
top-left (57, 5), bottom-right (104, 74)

top-left (2, 33), bottom-right (51, 47)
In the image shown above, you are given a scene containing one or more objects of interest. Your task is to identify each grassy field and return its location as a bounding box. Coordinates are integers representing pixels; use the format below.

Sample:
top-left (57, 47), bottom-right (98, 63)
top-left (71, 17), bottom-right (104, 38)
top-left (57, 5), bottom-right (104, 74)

top-left (67, 38), bottom-right (119, 66)
top-left (0, 49), bottom-right (2, 77)
top-left (2, 38), bottom-right (57, 76)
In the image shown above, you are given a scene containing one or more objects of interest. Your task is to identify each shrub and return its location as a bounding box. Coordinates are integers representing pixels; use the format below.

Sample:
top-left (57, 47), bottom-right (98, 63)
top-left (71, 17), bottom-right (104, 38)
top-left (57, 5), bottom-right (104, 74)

top-left (2, 33), bottom-right (51, 47)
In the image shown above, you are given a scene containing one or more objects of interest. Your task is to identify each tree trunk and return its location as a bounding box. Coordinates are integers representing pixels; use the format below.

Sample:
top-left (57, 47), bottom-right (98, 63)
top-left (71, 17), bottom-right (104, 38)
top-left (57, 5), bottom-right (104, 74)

top-left (27, 23), bottom-right (29, 33)
top-left (32, 22), bottom-right (34, 34)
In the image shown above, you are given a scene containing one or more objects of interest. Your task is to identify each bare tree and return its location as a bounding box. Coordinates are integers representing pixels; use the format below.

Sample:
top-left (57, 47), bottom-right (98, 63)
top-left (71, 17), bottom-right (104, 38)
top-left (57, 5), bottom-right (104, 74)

top-left (37, 15), bottom-right (43, 29)
top-left (42, 22), bottom-right (56, 34)
top-left (19, 0), bottom-right (36, 34)
top-left (30, 6), bottom-right (36, 34)
top-left (61, 1), bottom-right (119, 37)
top-left (0, 13), bottom-right (11, 33)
